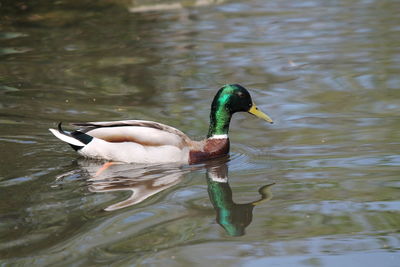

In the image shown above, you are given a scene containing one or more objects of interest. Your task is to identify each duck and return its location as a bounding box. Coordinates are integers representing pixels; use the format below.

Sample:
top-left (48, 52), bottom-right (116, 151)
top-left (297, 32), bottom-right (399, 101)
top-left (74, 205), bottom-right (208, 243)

top-left (49, 84), bottom-right (273, 164)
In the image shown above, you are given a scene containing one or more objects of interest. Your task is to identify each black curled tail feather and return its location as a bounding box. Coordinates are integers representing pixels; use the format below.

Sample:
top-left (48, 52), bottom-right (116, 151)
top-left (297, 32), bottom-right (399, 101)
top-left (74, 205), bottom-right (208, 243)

top-left (58, 122), bottom-right (94, 151)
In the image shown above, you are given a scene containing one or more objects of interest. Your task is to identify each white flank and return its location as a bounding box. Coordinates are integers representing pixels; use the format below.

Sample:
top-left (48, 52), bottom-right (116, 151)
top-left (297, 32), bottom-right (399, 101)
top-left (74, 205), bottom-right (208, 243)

top-left (49, 128), bottom-right (86, 147)
top-left (209, 134), bottom-right (228, 139)
top-left (79, 138), bottom-right (190, 164)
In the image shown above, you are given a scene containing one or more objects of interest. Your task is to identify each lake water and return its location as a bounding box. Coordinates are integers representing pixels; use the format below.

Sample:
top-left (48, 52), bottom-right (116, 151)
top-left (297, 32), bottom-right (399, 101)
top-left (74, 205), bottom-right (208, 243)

top-left (1, 0), bottom-right (399, 265)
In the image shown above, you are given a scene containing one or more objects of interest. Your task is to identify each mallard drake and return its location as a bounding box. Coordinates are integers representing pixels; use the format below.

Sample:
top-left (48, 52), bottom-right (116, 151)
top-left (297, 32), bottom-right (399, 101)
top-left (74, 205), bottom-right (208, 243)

top-left (49, 84), bottom-right (273, 164)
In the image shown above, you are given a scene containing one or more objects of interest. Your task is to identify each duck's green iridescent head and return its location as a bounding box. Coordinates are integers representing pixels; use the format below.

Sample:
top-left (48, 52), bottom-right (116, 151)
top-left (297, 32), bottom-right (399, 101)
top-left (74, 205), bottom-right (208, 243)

top-left (207, 84), bottom-right (273, 138)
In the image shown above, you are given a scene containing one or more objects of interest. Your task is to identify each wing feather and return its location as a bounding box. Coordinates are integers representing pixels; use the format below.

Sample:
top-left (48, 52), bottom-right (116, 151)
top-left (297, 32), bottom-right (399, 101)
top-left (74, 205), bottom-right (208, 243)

top-left (71, 120), bottom-right (192, 148)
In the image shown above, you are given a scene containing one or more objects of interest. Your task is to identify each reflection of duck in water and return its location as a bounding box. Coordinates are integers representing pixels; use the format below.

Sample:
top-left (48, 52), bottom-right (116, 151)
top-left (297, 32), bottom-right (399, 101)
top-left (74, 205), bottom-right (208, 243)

top-left (206, 163), bottom-right (274, 236)
top-left (72, 158), bottom-right (273, 237)
top-left (78, 160), bottom-right (187, 211)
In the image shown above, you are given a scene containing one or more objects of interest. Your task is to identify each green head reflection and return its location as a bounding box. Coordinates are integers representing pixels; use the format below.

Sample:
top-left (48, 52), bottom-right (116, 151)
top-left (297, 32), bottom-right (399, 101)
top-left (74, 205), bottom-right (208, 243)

top-left (206, 162), bottom-right (274, 237)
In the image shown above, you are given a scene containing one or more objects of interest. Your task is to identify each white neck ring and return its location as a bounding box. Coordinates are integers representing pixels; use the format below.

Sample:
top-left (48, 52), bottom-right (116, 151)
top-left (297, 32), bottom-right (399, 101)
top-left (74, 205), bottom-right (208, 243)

top-left (209, 134), bottom-right (228, 139)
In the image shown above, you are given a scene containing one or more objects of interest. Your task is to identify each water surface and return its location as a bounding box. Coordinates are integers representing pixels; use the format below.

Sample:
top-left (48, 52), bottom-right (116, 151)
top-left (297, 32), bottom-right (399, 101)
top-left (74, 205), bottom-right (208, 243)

top-left (0, 0), bottom-right (399, 265)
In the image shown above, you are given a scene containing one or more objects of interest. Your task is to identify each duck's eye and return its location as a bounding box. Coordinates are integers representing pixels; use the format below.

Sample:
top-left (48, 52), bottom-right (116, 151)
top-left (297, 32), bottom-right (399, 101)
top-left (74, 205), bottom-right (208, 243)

top-left (237, 92), bottom-right (244, 97)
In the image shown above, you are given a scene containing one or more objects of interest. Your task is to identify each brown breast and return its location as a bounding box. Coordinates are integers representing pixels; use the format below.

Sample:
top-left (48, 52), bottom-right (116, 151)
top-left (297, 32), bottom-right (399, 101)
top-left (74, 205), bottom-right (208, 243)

top-left (189, 138), bottom-right (230, 164)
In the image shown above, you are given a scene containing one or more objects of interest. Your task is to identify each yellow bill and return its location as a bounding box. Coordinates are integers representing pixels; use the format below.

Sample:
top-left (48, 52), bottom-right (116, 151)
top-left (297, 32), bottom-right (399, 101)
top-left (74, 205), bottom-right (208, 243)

top-left (248, 104), bottom-right (273, 123)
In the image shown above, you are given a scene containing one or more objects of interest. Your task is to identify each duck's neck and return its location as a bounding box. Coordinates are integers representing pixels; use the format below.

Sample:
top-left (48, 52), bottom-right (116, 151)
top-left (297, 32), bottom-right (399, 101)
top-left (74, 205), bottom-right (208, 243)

top-left (207, 106), bottom-right (232, 138)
